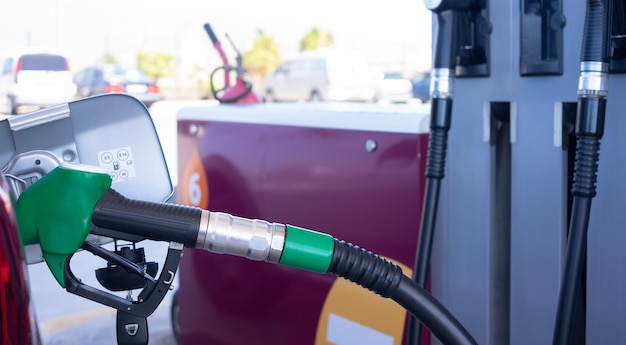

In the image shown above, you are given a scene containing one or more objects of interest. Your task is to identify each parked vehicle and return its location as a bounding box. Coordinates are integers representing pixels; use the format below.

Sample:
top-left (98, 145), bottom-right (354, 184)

top-left (411, 73), bottom-right (430, 103)
top-left (74, 64), bottom-right (162, 108)
top-left (0, 49), bottom-right (76, 114)
top-left (375, 71), bottom-right (413, 103)
top-left (262, 48), bottom-right (377, 102)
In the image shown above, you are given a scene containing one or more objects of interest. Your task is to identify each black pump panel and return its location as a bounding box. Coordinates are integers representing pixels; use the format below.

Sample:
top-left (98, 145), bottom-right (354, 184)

top-left (520, 0), bottom-right (565, 76)
top-left (455, 0), bottom-right (491, 77)
top-left (610, 0), bottom-right (626, 73)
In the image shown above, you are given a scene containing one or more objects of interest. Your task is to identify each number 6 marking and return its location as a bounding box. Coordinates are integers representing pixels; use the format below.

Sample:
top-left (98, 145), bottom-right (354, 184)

top-left (180, 149), bottom-right (208, 208)
top-left (188, 172), bottom-right (202, 206)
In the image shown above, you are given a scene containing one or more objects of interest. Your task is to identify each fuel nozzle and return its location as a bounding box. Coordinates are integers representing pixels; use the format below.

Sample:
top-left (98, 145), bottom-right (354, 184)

top-left (15, 165), bottom-right (477, 345)
top-left (90, 178), bottom-right (477, 344)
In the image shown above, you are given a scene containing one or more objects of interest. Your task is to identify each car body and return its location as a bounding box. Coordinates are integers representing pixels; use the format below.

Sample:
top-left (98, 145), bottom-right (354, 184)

top-left (74, 65), bottom-right (162, 108)
top-left (375, 72), bottom-right (413, 103)
top-left (410, 73), bottom-right (430, 103)
top-left (0, 49), bottom-right (76, 114)
top-left (0, 174), bottom-right (39, 345)
top-left (262, 48), bottom-right (377, 102)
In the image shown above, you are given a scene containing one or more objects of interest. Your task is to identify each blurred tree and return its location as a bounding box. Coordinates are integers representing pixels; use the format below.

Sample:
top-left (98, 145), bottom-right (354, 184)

top-left (137, 50), bottom-right (175, 81)
top-left (299, 27), bottom-right (334, 51)
top-left (242, 29), bottom-right (282, 83)
top-left (104, 53), bottom-right (118, 64)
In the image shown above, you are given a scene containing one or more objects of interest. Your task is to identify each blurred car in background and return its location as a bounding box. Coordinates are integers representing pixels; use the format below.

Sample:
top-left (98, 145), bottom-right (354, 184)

top-left (74, 64), bottom-right (162, 108)
top-left (0, 49), bottom-right (76, 114)
top-left (262, 48), bottom-right (377, 102)
top-left (374, 71), bottom-right (413, 103)
top-left (411, 72), bottom-right (430, 103)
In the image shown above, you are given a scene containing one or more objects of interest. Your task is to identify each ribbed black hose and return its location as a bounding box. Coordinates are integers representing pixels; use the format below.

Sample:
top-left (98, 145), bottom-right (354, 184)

top-left (553, 135), bottom-right (602, 345)
top-left (394, 275), bottom-right (477, 345)
top-left (554, 196), bottom-right (593, 345)
top-left (553, 1), bottom-right (610, 343)
top-left (328, 240), bottom-right (477, 345)
top-left (409, 96), bottom-right (453, 345)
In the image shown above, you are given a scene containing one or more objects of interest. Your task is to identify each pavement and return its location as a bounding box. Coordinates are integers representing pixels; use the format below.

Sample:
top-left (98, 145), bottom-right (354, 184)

top-left (43, 301), bottom-right (176, 345)
top-left (28, 241), bottom-right (178, 345)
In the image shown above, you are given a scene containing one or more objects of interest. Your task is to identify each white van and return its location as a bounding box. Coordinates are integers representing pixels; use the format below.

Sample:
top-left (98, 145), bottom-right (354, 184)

top-left (262, 48), bottom-right (377, 102)
top-left (0, 48), bottom-right (77, 114)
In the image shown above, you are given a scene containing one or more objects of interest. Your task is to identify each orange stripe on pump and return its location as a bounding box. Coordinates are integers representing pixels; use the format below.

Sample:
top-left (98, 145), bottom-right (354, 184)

top-left (315, 259), bottom-right (412, 345)
top-left (178, 149), bottom-right (209, 209)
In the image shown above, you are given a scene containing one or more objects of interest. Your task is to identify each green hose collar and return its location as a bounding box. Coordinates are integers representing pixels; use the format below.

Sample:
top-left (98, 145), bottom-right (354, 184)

top-left (279, 225), bottom-right (334, 273)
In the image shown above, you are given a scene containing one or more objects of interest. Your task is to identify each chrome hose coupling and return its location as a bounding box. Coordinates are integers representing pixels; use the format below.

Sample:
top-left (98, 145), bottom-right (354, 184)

top-left (431, 68), bottom-right (455, 99)
top-left (196, 211), bottom-right (286, 264)
top-left (578, 61), bottom-right (609, 97)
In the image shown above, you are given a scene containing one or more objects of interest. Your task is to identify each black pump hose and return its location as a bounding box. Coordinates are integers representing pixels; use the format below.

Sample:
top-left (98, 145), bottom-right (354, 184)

top-left (329, 239), bottom-right (477, 345)
top-left (552, 1), bottom-right (612, 344)
top-left (408, 8), bottom-right (459, 345)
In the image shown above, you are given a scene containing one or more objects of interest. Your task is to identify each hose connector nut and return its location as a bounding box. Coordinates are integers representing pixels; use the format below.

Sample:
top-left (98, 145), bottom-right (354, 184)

top-left (197, 211), bottom-right (286, 263)
top-left (578, 61), bottom-right (608, 97)
top-left (431, 68), bottom-right (454, 99)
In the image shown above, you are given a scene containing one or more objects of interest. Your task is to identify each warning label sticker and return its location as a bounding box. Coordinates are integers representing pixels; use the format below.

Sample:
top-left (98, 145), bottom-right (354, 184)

top-left (97, 146), bottom-right (136, 183)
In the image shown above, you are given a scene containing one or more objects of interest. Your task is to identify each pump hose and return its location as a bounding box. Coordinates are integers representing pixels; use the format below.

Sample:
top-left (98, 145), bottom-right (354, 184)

top-left (553, 134), bottom-right (604, 345)
top-left (407, 7), bottom-right (460, 345)
top-left (408, 7), bottom-right (460, 345)
top-left (552, 0), bottom-right (611, 344)
top-left (329, 240), bottom-right (477, 345)
top-left (414, 108), bottom-right (452, 291)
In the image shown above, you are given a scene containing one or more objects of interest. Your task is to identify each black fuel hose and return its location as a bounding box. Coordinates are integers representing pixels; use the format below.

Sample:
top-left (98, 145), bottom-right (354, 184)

top-left (552, 1), bottom-right (612, 344)
top-left (408, 6), bottom-right (460, 345)
top-left (329, 240), bottom-right (477, 345)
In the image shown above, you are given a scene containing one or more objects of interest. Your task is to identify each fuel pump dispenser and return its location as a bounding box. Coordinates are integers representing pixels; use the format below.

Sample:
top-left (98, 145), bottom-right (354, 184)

top-left (203, 23), bottom-right (261, 104)
top-left (428, 0), bottom-right (626, 344)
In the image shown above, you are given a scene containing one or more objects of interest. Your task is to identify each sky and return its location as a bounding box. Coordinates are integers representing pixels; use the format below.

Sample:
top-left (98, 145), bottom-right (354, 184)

top-left (0, 0), bottom-right (433, 86)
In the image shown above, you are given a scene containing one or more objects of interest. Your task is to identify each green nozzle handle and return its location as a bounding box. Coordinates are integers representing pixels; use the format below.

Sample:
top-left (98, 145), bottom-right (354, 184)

top-left (14, 165), bottom-right (111, 287)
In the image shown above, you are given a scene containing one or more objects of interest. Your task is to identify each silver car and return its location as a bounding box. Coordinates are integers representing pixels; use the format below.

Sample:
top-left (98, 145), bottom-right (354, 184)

top-left (263, 48), bottom-right (377, 103)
